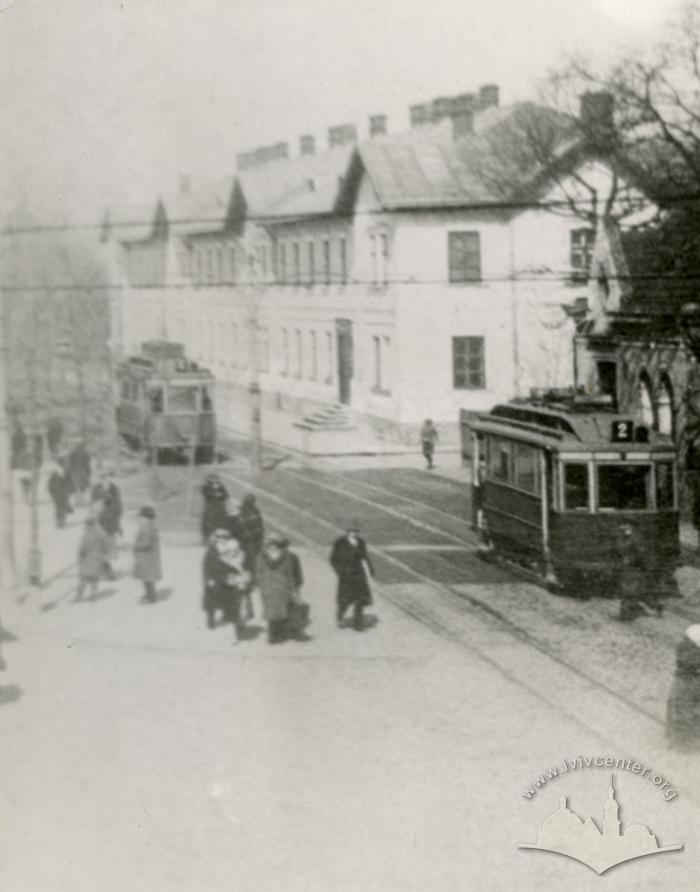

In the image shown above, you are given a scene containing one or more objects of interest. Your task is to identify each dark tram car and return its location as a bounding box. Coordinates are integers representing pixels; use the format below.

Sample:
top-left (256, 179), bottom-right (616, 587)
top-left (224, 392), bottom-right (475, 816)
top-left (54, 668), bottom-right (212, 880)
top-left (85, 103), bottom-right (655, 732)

top-left (468, 392), bottom-right (679, 596)
top-left (116, 340), bottom-right (216, 463)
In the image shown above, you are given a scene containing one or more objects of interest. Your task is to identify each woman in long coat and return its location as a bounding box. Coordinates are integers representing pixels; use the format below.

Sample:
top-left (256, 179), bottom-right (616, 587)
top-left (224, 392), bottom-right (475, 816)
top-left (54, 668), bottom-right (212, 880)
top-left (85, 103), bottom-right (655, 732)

top-left (133, 506), bottom-right (162, 603)
top-left (76, 517), bottom-right (111, 601)
top-left (47, 460), bottom-right (71, 529)
top-left (667, 624), bottom-right (700, 750)
top-left (330, 523), bottom-right (375, 631)
top-left (200, 475), bottom-right (229, 544)
top-left (257, 538), bottom-right (296, 644)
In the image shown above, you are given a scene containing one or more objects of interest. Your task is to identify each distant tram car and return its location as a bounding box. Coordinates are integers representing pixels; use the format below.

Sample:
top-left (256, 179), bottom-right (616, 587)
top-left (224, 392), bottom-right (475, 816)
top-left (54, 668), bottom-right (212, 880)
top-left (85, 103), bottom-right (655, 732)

top-left (116, 341), bottom-right (216, 463)
top-left (467, 392), bottom-right (679, 595)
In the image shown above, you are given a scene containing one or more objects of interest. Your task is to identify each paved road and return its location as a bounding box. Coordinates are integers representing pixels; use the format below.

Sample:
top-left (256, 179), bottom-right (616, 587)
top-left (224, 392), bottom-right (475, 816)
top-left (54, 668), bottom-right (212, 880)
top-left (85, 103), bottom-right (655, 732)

top-left (1, 461), bottom-right (699, 890)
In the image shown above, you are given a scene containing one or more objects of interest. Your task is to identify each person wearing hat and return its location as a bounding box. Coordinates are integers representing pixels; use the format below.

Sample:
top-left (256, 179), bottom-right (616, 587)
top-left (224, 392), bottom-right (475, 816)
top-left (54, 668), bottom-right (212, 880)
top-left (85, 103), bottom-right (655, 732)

top-left (330, 521), bottom-right (375, 631)
top-left (257, 536), bottom-right (297, 644)
top-left (667, 624), bottom-right (700, 749)
top-left (91, 470), bottom-right (123, 580)
top-left (75, 516), bottom-right (112, 602)
top-left (200, 474), bottom-right (229, 545)
top-left (202, 529), bottom-right (250, 639)
top-left (133, 506), bottom-right (162, 603)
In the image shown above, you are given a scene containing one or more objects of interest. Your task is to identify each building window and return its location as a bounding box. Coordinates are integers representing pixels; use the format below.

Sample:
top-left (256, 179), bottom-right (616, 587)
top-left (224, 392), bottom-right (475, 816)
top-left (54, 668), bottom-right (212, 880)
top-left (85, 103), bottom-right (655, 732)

top-left (370, 234), bottom-right (377, 286)
top-left (380, 233), bottom-right (388, 286)
top-left (326, 331), bottom-right (334, 382)
top-left (257, 326), bottom-right (269, 372)
top-left (382, 336), bottom-right (391, 392)
top-left (309, 331), bottom-right (317, 380)
top-left (216, 246), bottom-right (224, 283)
top-left (570, 228), bottom-right (595, 280)
top-left (308, 241), bottom-right (315, 285)
top-left (259, 245), bottom-right (268, 278)
top-left (231, 323), bottom-right (238, 367)
top-left (452, 336), bottom-right (485, 389)
top-left (229, 245), bottom-right (237, 283)
top-left (596, 361), bottom-right (617, 404)
top-left (206, 248), bottom-right (214, 283)
top-left (282, 329), bottom-right (289, 375)
top-left (371, 334), bottom-right (392, 393)
top-left (323, 239), bottom-right (331, 285)
top-left (448, 231), bottom-right (481, 283)
top-left (339, 236), bottom-right (347, 286)
top-left (372, 335), bottom-right (381, 388)
top-left (294, 330), bottom-right (302, 378)
top-left (639, 372), bottom-right (655, 429)
top-left (279, 243), bottom-right (287, 284)
top-left (293, 242), bottom-right (301, 285)
top-left (195, 249), bottom-right (203, 285)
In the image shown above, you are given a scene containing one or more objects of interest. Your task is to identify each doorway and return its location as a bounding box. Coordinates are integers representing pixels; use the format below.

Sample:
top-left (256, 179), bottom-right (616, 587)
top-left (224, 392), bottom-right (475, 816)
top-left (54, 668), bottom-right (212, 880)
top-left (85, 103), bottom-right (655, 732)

top-left (336, 318), bottom-right (354, 405)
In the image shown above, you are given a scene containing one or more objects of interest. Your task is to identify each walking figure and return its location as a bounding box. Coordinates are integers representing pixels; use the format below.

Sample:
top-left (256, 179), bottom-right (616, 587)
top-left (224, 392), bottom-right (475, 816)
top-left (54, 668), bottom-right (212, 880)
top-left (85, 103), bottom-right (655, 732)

top-left (280, 538), bottom-right (310, 639)
top-left (330, 521), bottom-right (375, 631)
top-left (47, 459), bottom-right (72, 529)
top-left (420, 419), bottom-right (439, 469)
top-left (258, 536), bottom-right (297, 644)
top-left (133, 505), bottom-right (162, 603)
top-left (67, 440), bottom-right (92, 507)
top-left (91, 472), bottom-right (123, 579)
top-left (200, 474), bottom-right (229, 544)
top-left (76, 517), bottom-right (112, 602)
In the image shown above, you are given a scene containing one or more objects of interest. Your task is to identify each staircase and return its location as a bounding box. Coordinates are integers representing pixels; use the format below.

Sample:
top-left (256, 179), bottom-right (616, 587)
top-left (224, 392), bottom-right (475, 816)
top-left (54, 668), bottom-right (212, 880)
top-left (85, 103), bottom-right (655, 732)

top-left (293, 404), bottom-right (356, 433)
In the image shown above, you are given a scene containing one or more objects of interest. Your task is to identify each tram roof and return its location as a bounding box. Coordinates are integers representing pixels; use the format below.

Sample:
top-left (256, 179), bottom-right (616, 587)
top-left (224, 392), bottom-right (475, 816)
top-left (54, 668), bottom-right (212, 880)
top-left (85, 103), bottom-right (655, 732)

top-left (470, 401), bottom-right (675, 453)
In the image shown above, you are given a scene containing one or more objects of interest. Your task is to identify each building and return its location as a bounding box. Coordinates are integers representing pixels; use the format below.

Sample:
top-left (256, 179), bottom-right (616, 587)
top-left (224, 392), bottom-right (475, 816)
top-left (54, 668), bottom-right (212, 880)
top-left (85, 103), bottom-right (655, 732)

top-left (106, 88), bottom-right (643, 448)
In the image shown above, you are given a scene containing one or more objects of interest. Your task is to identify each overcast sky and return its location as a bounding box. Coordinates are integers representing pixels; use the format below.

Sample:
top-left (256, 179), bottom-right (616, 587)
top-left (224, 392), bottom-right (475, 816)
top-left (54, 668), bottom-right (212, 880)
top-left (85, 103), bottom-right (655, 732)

top-left (0, 0), bottom-right (684, 225)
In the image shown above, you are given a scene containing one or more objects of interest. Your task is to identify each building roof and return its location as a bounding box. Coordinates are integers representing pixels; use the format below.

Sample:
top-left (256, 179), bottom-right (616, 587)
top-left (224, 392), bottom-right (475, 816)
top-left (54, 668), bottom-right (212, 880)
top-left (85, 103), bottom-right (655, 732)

top-left (340, 103), bottom-right (579, 212)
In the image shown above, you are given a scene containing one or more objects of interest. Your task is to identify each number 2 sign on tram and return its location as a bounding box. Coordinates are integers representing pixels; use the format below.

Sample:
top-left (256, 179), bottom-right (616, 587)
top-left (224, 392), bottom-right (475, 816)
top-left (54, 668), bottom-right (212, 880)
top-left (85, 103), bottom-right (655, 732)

top-left (611, 419), bottom-right (634, 443)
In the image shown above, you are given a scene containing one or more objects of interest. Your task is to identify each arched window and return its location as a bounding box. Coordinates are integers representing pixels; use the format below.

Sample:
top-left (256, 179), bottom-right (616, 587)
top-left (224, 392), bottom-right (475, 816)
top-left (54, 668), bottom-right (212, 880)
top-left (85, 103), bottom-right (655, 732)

top-left (639, 372), bottom-right (655, 429)
top-left (657, 373), bottom-right (675, 437)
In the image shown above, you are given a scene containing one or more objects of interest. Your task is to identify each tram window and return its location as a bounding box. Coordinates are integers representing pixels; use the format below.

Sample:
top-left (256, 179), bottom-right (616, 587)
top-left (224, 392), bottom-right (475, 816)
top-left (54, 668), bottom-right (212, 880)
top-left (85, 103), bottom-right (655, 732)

top-left (656, 462), bottom-right (675, 509)
top-left (169, 385), bottom-right (198, 412)
top-left (201, 386), bottom-right (213, 412)
top-left (514, 442), bottom-right (538, 493)
top-left (149, 388), bottom-right (164, 414)
top-left (598, 464), bottom-right (651, 511)
top-left (563, 464), bottom-right (589, 511)
top-left (487, 437), bottom-right (511, 482)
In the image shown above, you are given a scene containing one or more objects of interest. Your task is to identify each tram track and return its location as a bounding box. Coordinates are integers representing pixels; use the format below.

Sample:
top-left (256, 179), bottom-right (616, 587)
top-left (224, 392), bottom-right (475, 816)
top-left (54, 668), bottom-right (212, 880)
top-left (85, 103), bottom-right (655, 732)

top-left (211, 464), bottom-right (670, 739)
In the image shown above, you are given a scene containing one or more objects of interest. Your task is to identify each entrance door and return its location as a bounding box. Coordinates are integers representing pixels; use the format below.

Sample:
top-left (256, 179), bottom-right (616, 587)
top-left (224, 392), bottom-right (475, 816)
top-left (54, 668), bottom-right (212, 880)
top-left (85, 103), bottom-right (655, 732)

top-left (336, 319), bottom-right (354, 405)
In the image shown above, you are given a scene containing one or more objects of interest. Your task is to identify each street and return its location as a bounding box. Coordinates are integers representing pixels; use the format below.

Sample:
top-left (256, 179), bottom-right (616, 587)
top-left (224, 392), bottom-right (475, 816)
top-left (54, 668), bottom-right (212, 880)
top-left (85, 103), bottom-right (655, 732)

top-left (1, 457), bottom-right (700, 890)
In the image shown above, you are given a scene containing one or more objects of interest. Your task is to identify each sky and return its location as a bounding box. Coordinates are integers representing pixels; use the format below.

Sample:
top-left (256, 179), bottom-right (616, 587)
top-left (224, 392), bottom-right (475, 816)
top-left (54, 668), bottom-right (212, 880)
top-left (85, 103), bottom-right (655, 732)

top-left (0, 0), bottom-right (686, 226)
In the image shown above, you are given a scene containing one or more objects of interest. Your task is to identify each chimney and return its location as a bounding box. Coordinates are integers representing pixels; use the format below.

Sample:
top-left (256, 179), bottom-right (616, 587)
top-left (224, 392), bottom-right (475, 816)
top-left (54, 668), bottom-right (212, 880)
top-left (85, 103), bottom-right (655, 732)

top-left (300, 134), bottom-right (315, 156)
top-left (410, 103), bottom-right (430, 128)
top-left (449, 94), bottom-right (476, 139)
top-left (369, 114), bottom-right (387, 137)
top-left (478, 84), bottom-right (500, 109)
top-left (431, 96), bottom-right (452, 123)
top-left (328, 123), bottom-right (358, 149)
top-left (179, 175), bottom-right (191, 195)
top-left (580, 91), bottom-right (615, 148)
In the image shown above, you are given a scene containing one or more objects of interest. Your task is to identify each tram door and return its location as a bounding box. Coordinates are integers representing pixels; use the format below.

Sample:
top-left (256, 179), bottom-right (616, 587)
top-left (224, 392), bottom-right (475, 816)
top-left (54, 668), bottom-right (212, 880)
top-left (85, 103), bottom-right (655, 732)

top-left (336, 319), bottom-right (354, 405)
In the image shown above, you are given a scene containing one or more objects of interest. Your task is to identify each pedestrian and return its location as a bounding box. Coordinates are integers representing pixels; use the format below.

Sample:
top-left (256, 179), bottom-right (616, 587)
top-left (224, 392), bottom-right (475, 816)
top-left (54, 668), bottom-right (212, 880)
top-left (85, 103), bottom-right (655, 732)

top-left (257, 536), bottom-right (297, 644)
top-left (202, 530), bottom-right (251, 640)
top-left (47, 459), bottom-right (72, 529)
top-left (280, 538), bottom-right (310, 639)
top-left (617, 523), bottom-right (651, 621)
top-left (420, 419), bottom-right (439, 470)
top-left (220, 536), bottom-right (252, 642)
top-left (75, 516), bottom-right (112, 602)
top-left (201, 473), bottom-right (229, 544)
top-left (91, 472), bottom-right (123, 579)
top-left (46, 417), bottom-right (64, 456)
top-left (203, 529), bottom-right (232, 630)
top-left (238, 493), bottom-right (265, 618)
top-left (666, 624), bottom-right (700, 750)
top-left (67, 440), bottom-right (92, 507)
top-left (330, 521), bottom-right (375, 631)
top-left (133, 505), bottom-right (162, 603)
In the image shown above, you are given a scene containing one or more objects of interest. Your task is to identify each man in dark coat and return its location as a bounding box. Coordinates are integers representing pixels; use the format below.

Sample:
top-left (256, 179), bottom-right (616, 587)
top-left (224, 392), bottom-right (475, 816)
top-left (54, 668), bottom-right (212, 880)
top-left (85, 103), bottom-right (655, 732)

top-left (420, 419), bottom-right (439, 470)
top-left (67, 441), bottom-right (92, 506)
top-left (47, 460), bottom-right (71, 529)
top-left (91, 472), bottom-right (123, 579)
top-left (200, 474), bottom-right (229, 544)
top-left (239, 494), bottom-right (265, 572)
top-left (330, 521), bottom-right (375, 631)
top-left (667, 624), bottom-right (700, 750)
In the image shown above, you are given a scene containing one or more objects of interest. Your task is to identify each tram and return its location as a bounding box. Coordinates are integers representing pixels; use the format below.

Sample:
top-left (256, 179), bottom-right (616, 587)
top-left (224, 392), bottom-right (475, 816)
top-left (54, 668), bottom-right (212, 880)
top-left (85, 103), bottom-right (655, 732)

top-left (116, 341), bottom-right (217, 463)
top-left (467, 390), bottom-right (679, 595)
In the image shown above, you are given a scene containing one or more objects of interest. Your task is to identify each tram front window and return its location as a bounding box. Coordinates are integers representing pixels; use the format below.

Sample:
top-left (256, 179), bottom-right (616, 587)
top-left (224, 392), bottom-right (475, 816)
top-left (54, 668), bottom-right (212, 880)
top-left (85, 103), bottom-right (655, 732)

top-left (598, 464), bottom-right (651, 511)
top-left (169, 385), bottom-right (198, 412)
top-left (563, 463), bottom-right (589, 511)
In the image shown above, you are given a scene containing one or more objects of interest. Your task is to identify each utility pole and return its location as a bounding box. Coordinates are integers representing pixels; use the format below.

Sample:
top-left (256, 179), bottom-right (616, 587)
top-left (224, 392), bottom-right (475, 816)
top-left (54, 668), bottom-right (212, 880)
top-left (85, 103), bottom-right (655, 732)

top-left (26, 292), bottom-right (42, 586)
top-left (247, 254), bottom-right (263, 472)
top-left (0, 253), bottom-right (17, 593)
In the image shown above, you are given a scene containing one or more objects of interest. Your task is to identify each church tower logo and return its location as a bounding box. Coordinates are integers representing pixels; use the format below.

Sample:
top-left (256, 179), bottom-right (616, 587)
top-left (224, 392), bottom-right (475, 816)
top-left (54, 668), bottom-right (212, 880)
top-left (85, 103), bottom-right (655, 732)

top-left (519, 775), bottom-right (683, 874)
